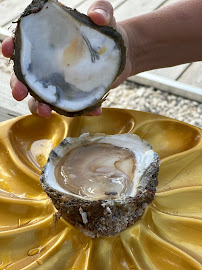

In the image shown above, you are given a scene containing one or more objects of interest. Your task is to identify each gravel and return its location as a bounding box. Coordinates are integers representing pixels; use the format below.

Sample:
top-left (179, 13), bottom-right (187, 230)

top-left (1, 42), bottom-right (202, 128)
top-left (103, 81), bottom-right (202, 128)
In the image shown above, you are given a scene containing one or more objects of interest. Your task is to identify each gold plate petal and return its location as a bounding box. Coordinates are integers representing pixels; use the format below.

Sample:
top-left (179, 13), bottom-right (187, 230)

top-left (0, 109), bottom-right (201, 270)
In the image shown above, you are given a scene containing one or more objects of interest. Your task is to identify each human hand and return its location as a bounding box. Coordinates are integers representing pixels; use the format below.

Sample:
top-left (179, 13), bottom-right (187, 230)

top-left (2, 0), bottom-right (131, 118)
top-left (2, 37), bottom-right (54, 118)
top-left (88, 0), bottom-right (132, 89)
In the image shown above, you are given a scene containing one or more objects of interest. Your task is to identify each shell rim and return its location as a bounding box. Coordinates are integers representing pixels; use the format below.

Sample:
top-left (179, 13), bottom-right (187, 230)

top-left (13, 0), bottom-right (126, 117)
top-left (39, 133), bottom-right (160, 237)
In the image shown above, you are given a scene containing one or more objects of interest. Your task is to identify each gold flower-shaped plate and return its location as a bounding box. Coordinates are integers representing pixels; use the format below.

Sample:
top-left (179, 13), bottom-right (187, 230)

top-left (0, 108), bottom-right (202, 270)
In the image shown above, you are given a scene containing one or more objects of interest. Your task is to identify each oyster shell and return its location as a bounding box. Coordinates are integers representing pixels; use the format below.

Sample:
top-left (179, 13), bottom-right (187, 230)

top-left (40, 133), bottom-right (160, 238)
top-left (14, 0), bottom-right (126, 116)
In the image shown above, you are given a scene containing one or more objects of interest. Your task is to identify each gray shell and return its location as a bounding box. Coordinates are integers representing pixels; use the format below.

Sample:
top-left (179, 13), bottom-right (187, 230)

top-left (40, 134), bottom-right (160, 238)
top-left (13, 0), bottom-right (126, 117)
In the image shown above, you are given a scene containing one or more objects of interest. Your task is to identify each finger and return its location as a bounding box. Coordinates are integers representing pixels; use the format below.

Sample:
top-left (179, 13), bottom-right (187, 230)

top-left (10, 73), bottom-right (18, 89)
top-left (28, 97), bottom-right (38, 116)
top-left (111, 70), bottom-right (130, 89)
top-left (111, 58), bottom-right (132, 89)
top-left (11, 75), bottom-right (28, 101)
top-left (87, 107), bottom-right (102, 116)
top-left (87, 1), bottom-right (116, 27)
top-left (111, 69), bottom-right (128, 89)
top-left (37, 102), bottom-right (52, 118)
top-left (2, 37), bottom-right (14, 58)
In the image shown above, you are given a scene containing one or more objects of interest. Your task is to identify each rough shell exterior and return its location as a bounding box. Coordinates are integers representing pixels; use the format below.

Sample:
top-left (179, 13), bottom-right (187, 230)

top-left (13, 0), bottom-right (126, 117)
top-left (40, 135), bottom-right (160, 238)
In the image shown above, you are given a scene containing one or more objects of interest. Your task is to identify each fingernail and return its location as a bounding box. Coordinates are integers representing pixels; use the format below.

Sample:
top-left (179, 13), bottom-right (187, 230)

top-left (94, 9), bottom-right (108, 20)
top-left (88, 107), bottom-right (102, 116)
top-left (36, 107), bottom-right (39, 115)
top-left (96, 107), bottom-right (102, 115)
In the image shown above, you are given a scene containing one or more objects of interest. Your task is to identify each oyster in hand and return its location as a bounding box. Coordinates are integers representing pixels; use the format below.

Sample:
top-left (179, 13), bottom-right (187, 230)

top-left (14, 0), bottom-right (126, 116)
top-left (40, 133), bottom-right (160, 238)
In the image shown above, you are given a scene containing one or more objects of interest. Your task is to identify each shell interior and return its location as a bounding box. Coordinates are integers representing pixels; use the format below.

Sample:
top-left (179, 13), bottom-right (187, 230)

top-left (18, 0), bottom-right (123, 112)
top-left (43, 134), bottom-right (158, 201)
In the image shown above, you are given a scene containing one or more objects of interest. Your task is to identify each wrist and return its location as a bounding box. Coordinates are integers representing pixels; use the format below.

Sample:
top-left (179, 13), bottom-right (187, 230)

top-left (116, 21), bottom-right (135, 80)
top-left (118, 18), bottom-right (149, 76)
top-left (118, 0), bottom-right (202, 75)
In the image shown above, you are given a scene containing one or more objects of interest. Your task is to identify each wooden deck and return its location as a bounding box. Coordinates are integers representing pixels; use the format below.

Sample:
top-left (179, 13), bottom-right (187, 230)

top-left (0, 0), bottom-right (202, 121)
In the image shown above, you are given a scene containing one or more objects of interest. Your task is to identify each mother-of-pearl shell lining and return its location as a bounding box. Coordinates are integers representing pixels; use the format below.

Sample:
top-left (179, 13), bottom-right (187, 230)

top-left (20, 0), bottom-right (120, 112)
top-left (43, 134), bottom-right (157, 201)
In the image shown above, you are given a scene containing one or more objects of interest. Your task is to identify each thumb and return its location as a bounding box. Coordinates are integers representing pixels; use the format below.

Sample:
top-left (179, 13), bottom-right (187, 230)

top-left (87, 1), bottom-right (116, 27)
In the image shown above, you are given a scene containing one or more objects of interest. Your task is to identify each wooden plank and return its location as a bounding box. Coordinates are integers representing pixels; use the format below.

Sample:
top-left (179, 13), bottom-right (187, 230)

top-left (1, 21), bottom-right (17, 40)
top-left (0, 0), bottom-right (31, 27)
top-left (0, 106), bottom-right (21, 122)
top-left (158, 0), bottom-right (180, 8)
top-left (0, 26), bottom-right (11, 41)
top-left (0, 0), bottom-right (84, 29)
top-left (0, 0), bottom-right (84, 28)
top-left (114, 0), bottom-right (166, 21)
top-left (58, 0), bottom-right (86, 8)
top-left (77, 0), bottom-right (126, 14)
top-left (178, 62), bottom-right (202, 89)
top-left (129, 72), bottom-right (202, 102)
top-left (149, 64), bottom-right (190, 80)
top-left (0, 70), bottom-right (30, 115)
top-left (1, 0), bottom-right (101, 39)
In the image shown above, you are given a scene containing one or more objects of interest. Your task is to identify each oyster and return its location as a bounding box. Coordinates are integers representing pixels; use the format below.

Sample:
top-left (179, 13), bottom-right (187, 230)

top-left (40, 133), bottom-right (160, 238)
top-left (14, 0), bottom-right (126, 116)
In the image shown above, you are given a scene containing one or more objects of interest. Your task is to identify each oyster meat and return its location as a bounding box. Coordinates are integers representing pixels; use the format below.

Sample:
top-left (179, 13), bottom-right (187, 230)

top-left (40, 133), bottom-right (160, 238)
top-left (14, 0), bottom-right (126, 116)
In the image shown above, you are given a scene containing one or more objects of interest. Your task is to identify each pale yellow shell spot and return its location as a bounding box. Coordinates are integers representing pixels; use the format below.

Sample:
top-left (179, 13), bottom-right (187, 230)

top-left (98, 46), bottom-right (106, 55)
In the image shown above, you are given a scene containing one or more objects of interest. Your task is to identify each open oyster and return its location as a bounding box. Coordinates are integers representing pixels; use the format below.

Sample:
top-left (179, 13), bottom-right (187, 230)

top-left (40, 133), bottom-right (160, 238)
top-left (14, 0), bottom-right (126, 116)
